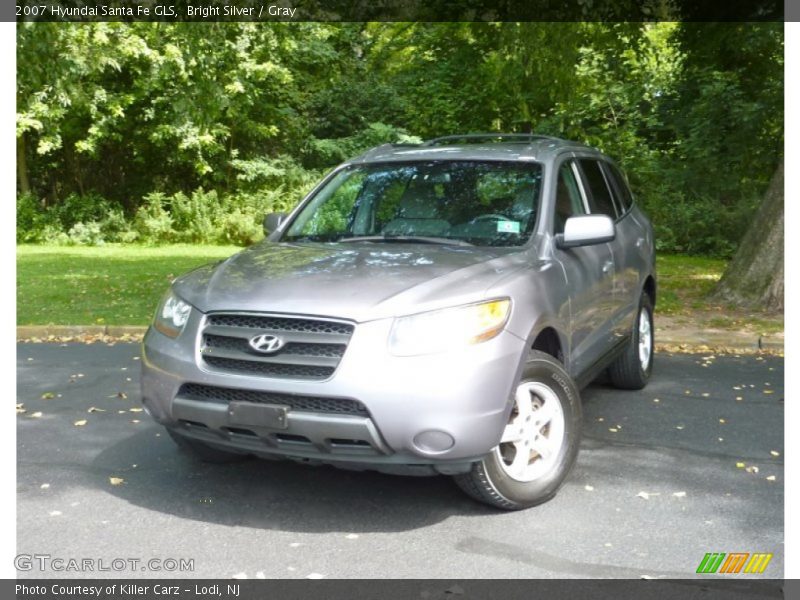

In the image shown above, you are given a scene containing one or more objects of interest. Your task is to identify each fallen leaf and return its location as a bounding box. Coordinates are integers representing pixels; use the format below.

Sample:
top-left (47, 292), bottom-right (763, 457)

top-left (445, 585), bottom-right (464, 595)
top-left (585, 485), bottom-right (595, 492)
top-left (608, 428), bottom-right (618, 433)
top-left (73, 419), bottom-right (87, 427)
top-left (766, 475), bottom-right (776, 482)
top-left (770, 450), bottom-right (780, 457)
top-left (29, 412), bottom-right (42, 418)
top-left (117, 392), bottom-right (128, 399)
top-left (736, 396), bottom-right (743, 401)
top-left (702, 393), bottom-right (710, 397)
top-left (130, 419), bottom-right (141, 424)
top-left (763, 390), bottom-right (774, 395)
top-left (345, 533), bottom-right (359, 539)
top-left (676, 425), bottom-right (684, 430)
top-left (40, 483), bottom-right (50, 489)
top-left (653, 398), bottom-right (660, 403)
top-left (87, 407), bottom-right (105, 413)
top-left (129, 407), bottom-right (143, 413)
top-left (673, 491), bottom-right (686, 498)
top-left (745, 466), bottom-right (759, 474)
top-left (109, 477), bottom-right (125, 486)
top-left (49, 510), bottom-right (62, 517)
top-left (41, 392), bottom-right (55, 400)
top-left (736, 462), bottom-right (745, 468)
top-left (719, 418), bottom-right (726, 424)
top-left (636, 491), bottom-right (659, 500)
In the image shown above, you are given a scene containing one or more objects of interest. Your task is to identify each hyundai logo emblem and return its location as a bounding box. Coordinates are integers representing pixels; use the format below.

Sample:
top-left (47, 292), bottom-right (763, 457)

top-left (248, 333), bottom-right (285, 354)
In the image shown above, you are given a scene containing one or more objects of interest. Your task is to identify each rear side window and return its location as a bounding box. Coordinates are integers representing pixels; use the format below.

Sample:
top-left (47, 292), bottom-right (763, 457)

top-left (579, 159), bottom-right (617, 218)
top-left (603, 162), bottom-right (634, 213)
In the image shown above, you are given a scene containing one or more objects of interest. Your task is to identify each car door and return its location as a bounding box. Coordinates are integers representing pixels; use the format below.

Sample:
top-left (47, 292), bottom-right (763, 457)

top-left (601, 160), bottom-right (644, 338)
top-left (575, 157), bottom-right (635, 345)
top-left (551, 158), bottom-right (616, 377)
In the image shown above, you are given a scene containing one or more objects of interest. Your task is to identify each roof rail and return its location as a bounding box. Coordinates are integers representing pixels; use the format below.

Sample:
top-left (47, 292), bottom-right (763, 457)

top-left (358, 142), bottom-right (421, 160)
top-left (421, 133), bottom-right (557, 147)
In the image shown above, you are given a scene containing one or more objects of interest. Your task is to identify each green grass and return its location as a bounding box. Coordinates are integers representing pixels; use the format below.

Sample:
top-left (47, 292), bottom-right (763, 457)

top-left (17, 244), bottom-right (241, 326)
top-left (16, 246), bottom-right (780, 332)
top-left (655, 254), bottom-right (727, 316)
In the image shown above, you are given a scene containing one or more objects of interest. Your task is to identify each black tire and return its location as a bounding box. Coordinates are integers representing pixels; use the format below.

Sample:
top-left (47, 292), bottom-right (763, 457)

top-left (167, 429), bottom-right (250, 464)
top-left (453, 350), bottom-right (582, 510)
top-left (608, 294), bottom-right (654, 390)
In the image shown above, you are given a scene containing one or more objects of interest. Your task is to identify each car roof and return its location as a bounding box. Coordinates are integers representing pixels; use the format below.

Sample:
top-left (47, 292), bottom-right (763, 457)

top-left (350, 134), bottom-right (601, 165)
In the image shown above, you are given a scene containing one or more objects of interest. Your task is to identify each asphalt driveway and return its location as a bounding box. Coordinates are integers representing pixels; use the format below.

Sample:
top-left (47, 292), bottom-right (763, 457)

top-left (16, 343), bottom-right (784, 579)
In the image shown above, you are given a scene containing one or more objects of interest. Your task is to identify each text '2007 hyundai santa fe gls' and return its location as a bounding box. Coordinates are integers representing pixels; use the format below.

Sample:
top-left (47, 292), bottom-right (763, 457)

top-left (140, 134), bottom-right (656, 510)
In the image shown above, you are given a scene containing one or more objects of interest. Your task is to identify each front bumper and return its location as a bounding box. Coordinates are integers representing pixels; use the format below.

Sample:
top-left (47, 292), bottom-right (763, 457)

top-left (140, 310), bottom-right (527, 475)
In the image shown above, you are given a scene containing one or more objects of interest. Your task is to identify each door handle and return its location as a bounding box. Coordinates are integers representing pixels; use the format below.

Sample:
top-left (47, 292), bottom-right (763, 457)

top-left (602, 260), bottom-right (613, 274)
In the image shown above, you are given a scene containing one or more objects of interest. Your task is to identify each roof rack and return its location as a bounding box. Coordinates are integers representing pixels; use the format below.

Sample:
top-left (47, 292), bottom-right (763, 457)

top-left (358, 142), bottom-right (421, 160)
top-left (421, 133), bottom-right (557, 147)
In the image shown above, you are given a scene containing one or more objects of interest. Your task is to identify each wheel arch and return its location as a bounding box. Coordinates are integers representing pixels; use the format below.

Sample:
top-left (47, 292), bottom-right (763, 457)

top-left (643, 274), bottom-right (656, 308)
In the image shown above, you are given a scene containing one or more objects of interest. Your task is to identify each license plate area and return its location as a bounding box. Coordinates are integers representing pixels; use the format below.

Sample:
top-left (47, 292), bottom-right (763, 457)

top-left (227, 401), bottom-right (289, 429)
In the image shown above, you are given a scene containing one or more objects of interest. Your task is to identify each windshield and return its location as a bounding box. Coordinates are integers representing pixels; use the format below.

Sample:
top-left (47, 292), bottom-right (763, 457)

top-left (282, 161), bottom-right (543, 247)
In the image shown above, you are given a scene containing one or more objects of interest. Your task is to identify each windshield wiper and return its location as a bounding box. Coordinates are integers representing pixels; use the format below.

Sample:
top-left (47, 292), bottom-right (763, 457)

top-left (338, 235), bottom-right (473, 247)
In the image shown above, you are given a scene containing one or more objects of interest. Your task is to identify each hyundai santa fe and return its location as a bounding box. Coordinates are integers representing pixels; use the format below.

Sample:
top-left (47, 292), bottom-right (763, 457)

top-left (140, 133), bottom-right (656, 509)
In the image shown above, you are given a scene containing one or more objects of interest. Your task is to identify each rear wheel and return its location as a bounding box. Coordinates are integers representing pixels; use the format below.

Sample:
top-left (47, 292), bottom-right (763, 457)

top-left (608, 294), bottom-right (654, 390)
top-left (167, 429), bottom-right (250, 463)
top-left (454, 350), bottom-right (582, 510)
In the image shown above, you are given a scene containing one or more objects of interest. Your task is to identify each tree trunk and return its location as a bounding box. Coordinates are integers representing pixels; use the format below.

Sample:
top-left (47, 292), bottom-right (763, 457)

top-left (17, 133), bottom-right (31, 196)
top-left (713, 160), bottom-right (783, 311)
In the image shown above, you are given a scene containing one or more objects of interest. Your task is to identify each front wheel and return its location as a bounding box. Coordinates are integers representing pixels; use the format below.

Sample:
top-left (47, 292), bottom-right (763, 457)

top-left (454, 351), bottom-right (582, 510)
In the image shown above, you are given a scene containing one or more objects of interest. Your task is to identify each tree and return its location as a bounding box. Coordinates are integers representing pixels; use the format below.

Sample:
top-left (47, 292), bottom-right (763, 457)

top-left (713, 160), bottom-right (783, 311)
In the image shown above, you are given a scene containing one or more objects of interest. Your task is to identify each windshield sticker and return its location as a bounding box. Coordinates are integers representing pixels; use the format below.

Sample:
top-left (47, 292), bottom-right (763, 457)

top-left (497, 221), bottom-right (521, 234)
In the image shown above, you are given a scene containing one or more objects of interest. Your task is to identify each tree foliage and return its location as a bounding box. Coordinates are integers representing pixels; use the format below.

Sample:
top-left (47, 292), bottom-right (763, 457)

top-left (17, 22), bottom-right (783, 256)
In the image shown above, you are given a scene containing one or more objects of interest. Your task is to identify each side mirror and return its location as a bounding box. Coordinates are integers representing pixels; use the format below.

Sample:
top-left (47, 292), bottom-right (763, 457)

top-left (263, 212), bottom-right (287, 236)
top-left (556, 214), bottom-right (615, 249)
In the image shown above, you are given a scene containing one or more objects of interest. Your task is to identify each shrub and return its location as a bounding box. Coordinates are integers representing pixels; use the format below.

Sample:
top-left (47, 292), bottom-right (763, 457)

top-left (134, 193), bottom-right (174, 243)
top-left (215, 208), bottom-right (262, 246)
top-left (17, 194), bottom-right (47, 243)
top-left (65, 221), bottom-right (105, 246)
top-left (50, 193), bottom-right (115, 231)
top-left (168, 189), bottom-right (221, 243)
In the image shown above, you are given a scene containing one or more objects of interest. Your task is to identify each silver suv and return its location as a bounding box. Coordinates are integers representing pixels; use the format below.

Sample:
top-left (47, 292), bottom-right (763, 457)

top-left (141, 134), bottom-right (656, 509)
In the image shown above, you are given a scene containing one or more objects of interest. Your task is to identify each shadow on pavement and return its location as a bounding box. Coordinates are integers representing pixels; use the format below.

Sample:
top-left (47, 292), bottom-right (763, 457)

top-left (90, 426), bottom-right (495, 533)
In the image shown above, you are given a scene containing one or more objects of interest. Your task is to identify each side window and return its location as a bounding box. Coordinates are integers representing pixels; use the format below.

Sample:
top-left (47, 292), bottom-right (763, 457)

top-left (554, 162), bottom-right (586, 234)
top-left (603, 162), bottom-right (634, 214)
top-left (579, 159), bottom-right (618, 218)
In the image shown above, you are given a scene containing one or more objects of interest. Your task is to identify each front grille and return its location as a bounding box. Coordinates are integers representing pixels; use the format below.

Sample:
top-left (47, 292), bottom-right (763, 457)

top-left (179, 383), bottom-right (369, 417)
top-left (203, 356), bottom-right (334, 379)
top-left (200, 313), bottom-right (354, 380)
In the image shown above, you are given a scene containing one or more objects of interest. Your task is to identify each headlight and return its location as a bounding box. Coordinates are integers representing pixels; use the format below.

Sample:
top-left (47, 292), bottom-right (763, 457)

top-left (153, 291), bottom-right (192, 338)
top-left (389, 298), bottom-right (511, 356)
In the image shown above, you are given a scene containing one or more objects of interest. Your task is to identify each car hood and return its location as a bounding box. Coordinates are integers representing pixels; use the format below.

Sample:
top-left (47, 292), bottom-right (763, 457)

top-left (173, 241), bottom-right (529, 322)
